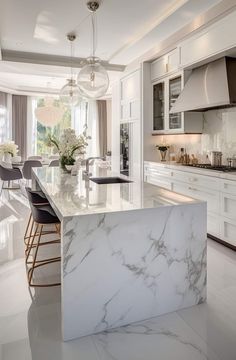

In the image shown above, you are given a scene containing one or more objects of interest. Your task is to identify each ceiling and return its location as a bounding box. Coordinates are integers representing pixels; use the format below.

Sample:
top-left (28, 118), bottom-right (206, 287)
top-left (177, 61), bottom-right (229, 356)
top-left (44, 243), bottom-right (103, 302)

top-left (0, 0), bottom-right (223, 95)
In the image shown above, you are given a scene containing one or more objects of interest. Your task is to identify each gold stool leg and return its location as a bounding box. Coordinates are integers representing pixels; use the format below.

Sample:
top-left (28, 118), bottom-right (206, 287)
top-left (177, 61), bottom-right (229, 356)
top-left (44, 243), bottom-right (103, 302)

top-left (28, 224), bottom-right (42, 286)
top-left (26, 222), bottom-right (38, 264)
top-left (27, 223), bottom-right (61, 287)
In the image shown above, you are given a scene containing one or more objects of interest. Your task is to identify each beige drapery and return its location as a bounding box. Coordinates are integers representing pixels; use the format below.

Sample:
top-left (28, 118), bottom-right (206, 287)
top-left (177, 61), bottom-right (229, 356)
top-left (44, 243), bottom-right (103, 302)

top-left (97, 100), bottom-right (107, 157)
top-left (0, 91), bottom-right (7, 108)
top-left (12, 95), bottom-right (28, 160)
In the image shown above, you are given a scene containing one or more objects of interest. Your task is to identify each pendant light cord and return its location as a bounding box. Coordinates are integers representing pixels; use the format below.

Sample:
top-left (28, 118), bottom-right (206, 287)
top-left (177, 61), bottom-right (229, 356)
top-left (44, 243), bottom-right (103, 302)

top-left (91, 12), bottom-right (97, 58)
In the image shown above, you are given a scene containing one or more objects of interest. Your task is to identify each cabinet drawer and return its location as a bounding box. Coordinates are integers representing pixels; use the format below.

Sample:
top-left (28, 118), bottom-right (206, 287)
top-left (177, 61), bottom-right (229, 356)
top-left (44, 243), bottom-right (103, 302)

top-left (220, 179), bottom-right (236, 195)
top-left (172, 170), bottom-right (220, 191)
top-left (220, 217), bottom-right (236, 247)
top-left (146, 175), bottom-right (171, 190)
top-left (172, 180), bottom-right (191, 197)
top-left (221, 192), bottom-right (236, 221)
top-left (207, 212), bottom-right (220, 238)
top-left (172, 181), bottom-right (219, 214)
top-left (144, 165), bottom-right (173, 178)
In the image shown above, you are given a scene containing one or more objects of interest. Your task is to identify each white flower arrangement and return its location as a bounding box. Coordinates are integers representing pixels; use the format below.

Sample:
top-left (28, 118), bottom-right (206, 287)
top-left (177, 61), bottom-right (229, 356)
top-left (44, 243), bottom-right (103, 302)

top-left (46, 128), bottom-right (91, 166)
top-left (0, 141), bottom-right (19, 157)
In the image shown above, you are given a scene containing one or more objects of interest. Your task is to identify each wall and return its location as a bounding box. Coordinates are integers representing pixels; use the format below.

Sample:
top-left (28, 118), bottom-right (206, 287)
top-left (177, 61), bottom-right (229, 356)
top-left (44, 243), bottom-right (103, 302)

top-left (147, 107), bottom-right (236, 164)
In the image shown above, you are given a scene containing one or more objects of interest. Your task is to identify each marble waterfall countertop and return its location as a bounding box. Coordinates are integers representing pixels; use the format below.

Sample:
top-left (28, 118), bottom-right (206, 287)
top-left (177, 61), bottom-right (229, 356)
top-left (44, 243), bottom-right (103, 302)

top-left (32, 165), bottom-right (207, 341)
top-left (32, 166), bottom-right (201, 220)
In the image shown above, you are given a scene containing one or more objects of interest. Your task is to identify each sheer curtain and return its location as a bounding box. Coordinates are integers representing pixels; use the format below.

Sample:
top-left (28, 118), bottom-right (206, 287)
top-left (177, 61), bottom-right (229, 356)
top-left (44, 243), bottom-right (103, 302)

top-left (72, 100), bottom-right (100, 157)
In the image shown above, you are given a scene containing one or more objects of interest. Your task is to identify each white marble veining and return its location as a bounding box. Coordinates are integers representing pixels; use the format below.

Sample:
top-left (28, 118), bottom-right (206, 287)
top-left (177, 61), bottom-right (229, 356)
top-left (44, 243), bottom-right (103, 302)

top-left (62, 202), bottom-right (206, 340)
top-left (0, 188), bottom-right (236, 359)
top-left (31, 167), bottom-right (207, 341)
top-left (32, 167), bottom-right (201, 219)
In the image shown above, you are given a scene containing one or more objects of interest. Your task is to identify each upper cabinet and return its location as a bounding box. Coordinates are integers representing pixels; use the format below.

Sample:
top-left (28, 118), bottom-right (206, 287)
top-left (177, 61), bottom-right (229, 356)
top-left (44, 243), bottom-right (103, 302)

top-left (120, 70), bottom-right (140, 122)
top-left (179, 11), bottom-right (236, 67)
top-left (152, 71), bottom-right (203, 134)
top-left (151, 48), bottom-right (179, 82)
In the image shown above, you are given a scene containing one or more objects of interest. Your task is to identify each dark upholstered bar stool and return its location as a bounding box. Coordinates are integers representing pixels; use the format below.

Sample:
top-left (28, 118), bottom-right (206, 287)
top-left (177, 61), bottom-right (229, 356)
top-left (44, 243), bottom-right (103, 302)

top-left (24, 187), bottom-right (49, 250)
top-left (25, 188), bottom-right (61, 287)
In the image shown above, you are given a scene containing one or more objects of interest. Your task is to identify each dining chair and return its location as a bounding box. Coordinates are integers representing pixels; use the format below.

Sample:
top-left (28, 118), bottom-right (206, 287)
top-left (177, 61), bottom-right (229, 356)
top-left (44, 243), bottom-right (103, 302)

top-left (49, 159), bottom-right (59, 167)
top-left (22, 160), bottom-right (42, 185)
top-left (0, 163), bottom-right (22, 195)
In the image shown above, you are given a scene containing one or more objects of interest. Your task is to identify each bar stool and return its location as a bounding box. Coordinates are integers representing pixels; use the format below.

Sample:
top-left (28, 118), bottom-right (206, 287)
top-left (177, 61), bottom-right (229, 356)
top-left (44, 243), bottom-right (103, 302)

top-left (25, 189), bottom-right (61, 287)
top-left (24, 188), bottom-right (49, 250)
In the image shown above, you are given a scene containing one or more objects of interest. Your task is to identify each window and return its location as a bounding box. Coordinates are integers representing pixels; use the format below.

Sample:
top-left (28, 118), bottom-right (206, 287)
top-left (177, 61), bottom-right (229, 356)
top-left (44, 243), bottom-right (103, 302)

top-left (29, 97), bottom-right (99, 157)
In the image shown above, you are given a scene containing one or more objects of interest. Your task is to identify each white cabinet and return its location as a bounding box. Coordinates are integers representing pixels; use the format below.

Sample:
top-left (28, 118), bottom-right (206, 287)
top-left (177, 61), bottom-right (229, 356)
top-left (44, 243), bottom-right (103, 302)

top-left (151, 48), bottom-right (179, 81)
top-left (179, 10), bottom-right (236, 67)
top-left (121, 70), bottom-right (140, 122)
top-left (220, 218), bottom-right (236, 247)
top-left (144, 162), bottom-right (236, 249)
top-left (152, 72), bottom-right (203, 134)
top-left (144, 163), bottom-right (172, 190)
top-left (119, 69), bottom-right (142, 181)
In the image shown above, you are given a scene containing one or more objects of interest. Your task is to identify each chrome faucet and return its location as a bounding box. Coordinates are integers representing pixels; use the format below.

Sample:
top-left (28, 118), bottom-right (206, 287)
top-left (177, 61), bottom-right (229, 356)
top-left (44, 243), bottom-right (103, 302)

top-left (83, 156), bottom-right (105, 179)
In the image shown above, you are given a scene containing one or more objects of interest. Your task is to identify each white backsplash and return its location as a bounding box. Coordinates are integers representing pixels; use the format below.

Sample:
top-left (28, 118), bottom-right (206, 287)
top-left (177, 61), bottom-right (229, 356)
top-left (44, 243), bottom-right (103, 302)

top-left (155, 108), bottom-right (236, 164)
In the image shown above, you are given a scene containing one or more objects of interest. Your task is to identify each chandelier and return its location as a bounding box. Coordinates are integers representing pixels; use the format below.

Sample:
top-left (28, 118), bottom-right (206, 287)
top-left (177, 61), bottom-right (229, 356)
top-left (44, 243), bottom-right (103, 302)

top-left (77, 1), bottom-right (109, 99)
top-left (60, 34), bottom-right (81, 106)
top-left (35, 97), bottom-right (64, 127)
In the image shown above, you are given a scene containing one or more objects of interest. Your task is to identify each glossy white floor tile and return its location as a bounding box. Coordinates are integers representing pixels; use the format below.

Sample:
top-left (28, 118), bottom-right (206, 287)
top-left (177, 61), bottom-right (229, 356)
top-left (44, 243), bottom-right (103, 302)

top-left (0, 188), bottom-right (236, 359)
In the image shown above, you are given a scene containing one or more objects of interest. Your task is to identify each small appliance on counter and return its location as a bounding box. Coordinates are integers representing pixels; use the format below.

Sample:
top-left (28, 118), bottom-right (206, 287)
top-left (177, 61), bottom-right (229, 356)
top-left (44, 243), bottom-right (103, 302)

top-left (210, 151), bottom-right (222, 167)
top-left (227, 156), bottom-right (236, 168)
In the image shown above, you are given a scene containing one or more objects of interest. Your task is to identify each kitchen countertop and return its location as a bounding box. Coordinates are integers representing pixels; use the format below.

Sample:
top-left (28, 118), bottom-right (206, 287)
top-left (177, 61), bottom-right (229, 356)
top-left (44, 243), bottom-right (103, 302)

top-left (32, 166), bottom-right (201, 219)
top-left (144, 161), bottom-right (236, 181)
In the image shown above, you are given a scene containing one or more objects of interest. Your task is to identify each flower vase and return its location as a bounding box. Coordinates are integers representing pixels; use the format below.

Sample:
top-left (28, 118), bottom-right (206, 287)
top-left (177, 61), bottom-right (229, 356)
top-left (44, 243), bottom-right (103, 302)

top-left (160, 150), bottom-right (167, 162)
top-left (59, 155), bottom-right (75, 172)
top-left (4, 153), bottom-right (12, 164)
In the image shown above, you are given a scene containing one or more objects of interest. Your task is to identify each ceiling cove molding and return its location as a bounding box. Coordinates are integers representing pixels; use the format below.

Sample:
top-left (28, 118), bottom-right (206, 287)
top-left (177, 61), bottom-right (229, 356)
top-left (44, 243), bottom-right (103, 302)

top-left (1, 50), bottom-right (126, 72)
top-left (108, 0), bottom-right (189, 62)
top-left (125, 0), bottom-right (236, 71)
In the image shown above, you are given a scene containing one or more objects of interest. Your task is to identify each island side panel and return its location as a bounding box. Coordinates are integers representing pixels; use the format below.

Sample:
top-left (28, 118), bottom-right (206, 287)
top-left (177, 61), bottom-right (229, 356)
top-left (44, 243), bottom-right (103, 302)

top-left (61, 202), bottom-right (207, 341)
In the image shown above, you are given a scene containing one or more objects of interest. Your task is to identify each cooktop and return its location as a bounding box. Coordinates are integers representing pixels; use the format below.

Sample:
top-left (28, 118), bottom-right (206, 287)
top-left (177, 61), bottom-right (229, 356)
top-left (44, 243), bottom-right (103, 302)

top-left (185, 164), bottom-right (236, 172)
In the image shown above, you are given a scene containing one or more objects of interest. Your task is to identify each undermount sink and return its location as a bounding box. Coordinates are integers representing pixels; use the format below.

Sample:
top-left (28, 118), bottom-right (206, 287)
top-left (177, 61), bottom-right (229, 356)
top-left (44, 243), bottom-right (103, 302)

top-left (90, 177), bottom-right (133, 185)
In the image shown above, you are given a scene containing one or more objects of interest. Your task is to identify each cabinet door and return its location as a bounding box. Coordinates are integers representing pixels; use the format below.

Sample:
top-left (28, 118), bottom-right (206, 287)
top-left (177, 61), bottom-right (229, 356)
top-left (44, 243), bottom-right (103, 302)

top-left (220, 217), bottom-right (236, 247)
top-left (153, 81), bottom-right (165, 131)
top-left (221, 192), bottom-right (236, 221)
top-left (121, 71), bottom-right (140, 102)
top-left (151, 57), bottom-right (167, 81)
top-left (168, 76), bottom-right (182, 130)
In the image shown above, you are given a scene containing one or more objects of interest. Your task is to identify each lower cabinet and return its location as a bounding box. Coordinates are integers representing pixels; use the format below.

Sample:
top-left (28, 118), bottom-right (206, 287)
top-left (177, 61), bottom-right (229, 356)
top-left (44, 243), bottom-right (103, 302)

top-left (220, 217), bottom-right (236, 247)
top-left (144, 162), bottom-right (236, 249)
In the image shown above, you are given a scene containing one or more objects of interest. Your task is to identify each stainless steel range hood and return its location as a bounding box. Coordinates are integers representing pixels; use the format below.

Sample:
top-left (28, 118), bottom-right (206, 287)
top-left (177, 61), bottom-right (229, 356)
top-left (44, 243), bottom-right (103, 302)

top-left (170, 57), bottom-right (236, 113)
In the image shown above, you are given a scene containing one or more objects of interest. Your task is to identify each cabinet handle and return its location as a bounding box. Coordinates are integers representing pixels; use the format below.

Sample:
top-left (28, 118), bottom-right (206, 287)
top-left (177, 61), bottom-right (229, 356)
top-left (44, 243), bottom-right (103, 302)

top-left (189, 177), bottom-right (198, 182)
top-left (166, 63), bottom-right (169, 72)
top-left (189, 187), bottom-right (198, 191)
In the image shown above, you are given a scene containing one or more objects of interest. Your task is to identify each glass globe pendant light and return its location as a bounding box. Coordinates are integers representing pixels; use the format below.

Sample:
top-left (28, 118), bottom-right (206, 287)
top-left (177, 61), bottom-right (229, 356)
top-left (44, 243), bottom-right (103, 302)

top-left (60, 78), bottom-right (81, 106)
top-left (77, 1), bottom-right (109, 99)
top-left (60, 34), bottom-right (81, 106)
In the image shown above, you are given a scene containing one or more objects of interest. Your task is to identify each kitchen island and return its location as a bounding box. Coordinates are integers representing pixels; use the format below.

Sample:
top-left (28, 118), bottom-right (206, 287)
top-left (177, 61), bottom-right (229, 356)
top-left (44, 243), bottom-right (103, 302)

top-left (32, 166), bottom-right (207, 341)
